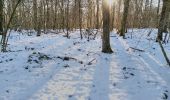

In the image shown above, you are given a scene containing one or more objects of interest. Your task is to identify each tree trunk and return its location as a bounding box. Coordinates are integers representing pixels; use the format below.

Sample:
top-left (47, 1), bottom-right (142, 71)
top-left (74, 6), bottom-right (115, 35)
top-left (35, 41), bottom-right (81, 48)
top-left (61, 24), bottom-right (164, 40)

top-left (0, 0), bottom-right (3, 35)
top-left (157, 0), bottom-right (161, 27)
top-left (102, 0), bottom-right (113, 53)
top-left (78, 0), bottom-right (83, 39)
top-left (110, 4), bottom-right (115, 31)
top-left (66, 0), bottom-right (70, 38)
top-left (33, 0), bottom-right (38, 33)
top-left (119, 0), bottom-right (130, 38)
top-left (157, 0), bottom-right (168, 41)
top-left (116, 0), bottom-right (122, 32)
top-left (1, 0), bottom-right (22, 52)
top-left (96, 0), bottom-right (99, 30)
top-left (158, 39), bottom-right (170, 66)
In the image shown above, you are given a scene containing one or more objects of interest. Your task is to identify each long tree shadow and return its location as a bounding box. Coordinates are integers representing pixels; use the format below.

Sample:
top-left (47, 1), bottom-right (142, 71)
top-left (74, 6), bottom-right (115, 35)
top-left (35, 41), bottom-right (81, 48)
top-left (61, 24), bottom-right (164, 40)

top-left (0, 34), bottom-right (77, 100)
top-left (89, 54), bottom-right (112, 100)
top-left (108, 33), bottom-right (170, 100)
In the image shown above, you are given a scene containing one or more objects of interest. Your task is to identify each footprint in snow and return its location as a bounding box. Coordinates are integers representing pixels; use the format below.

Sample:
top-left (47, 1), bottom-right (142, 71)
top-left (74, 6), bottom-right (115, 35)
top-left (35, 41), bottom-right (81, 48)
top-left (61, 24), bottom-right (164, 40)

top-left (162, 93), bottom-right (168, 100)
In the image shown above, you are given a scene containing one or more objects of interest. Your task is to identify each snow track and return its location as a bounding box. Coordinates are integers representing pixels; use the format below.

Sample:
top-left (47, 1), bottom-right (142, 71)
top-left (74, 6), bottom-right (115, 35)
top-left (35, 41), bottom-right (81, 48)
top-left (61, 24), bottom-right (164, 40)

top-left (112, 34), bottom-right (170, 100)
top-left (0, 30), bottom-right (170, 100)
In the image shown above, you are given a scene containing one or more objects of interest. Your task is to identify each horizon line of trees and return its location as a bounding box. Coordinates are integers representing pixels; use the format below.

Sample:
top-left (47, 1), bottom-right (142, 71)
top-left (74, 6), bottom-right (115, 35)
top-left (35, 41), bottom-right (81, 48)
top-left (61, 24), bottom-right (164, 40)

top-left (0, 0), bottom-right (164, 31)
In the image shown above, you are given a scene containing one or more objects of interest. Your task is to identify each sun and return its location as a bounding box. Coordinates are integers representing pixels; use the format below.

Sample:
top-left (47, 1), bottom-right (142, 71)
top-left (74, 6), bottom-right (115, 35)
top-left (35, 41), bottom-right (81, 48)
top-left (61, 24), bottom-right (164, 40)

top-left (106, 0), bottom-right (115, 6)
top-left (108, 0), bottom-right (114, 4)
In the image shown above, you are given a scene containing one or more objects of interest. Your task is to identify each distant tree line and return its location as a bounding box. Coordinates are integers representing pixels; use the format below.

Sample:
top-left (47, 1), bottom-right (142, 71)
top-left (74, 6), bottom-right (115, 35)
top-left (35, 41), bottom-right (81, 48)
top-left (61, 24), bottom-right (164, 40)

top-left (0, 0), bottom-right (170, 54)
top-left (0, 0), bottom-right (166, 31)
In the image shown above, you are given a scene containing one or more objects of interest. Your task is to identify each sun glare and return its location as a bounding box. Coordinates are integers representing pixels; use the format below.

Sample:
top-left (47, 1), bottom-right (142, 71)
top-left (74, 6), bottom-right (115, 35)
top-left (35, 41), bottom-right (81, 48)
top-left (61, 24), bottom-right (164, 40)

top-left (106, 0), bottom-right (114, 6)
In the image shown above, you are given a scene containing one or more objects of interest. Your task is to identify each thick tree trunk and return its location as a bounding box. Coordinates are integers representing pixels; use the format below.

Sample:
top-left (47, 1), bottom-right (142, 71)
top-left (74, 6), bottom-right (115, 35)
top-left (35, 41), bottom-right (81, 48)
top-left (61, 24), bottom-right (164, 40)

top-left (102, 0), bottom-right (113, 53)
top-left (157, 0), bottom-right (169, 41)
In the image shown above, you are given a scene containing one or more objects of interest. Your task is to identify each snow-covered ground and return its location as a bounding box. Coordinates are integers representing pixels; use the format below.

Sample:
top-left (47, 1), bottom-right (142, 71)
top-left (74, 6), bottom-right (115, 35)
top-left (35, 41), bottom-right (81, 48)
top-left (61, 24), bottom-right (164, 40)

top-left (0, 29), bottom-right (170, 100)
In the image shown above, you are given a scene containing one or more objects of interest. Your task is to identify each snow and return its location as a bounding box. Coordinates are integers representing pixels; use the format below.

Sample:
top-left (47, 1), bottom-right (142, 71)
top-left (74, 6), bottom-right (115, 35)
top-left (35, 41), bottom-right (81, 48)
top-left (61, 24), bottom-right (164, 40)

top-left (0, 29), bottom-right (170, 100)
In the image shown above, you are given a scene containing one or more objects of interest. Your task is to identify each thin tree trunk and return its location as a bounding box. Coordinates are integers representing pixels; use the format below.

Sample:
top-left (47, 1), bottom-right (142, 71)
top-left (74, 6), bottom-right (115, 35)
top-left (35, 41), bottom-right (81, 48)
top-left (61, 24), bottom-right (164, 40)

top-left (78, 0), bottom-right (83, 39)
top-left (0, 0), bottom-right (3, 35)
top-left (33, 0), bottom-right (38, 33)
top-left (96, 0), bottom-right (99, 30)
top-left (110, 4), bottom-right (115, 31)
top-left (116, 0), bottom-right (122, 32)
top-left (66, 0), bottom-right (70, 38)
top-left (157, 0), bottom-right (161, 27)
top-left (119, 0), bottom-right (130, 38)
top-left (1, 0), bottom-right (22, 52)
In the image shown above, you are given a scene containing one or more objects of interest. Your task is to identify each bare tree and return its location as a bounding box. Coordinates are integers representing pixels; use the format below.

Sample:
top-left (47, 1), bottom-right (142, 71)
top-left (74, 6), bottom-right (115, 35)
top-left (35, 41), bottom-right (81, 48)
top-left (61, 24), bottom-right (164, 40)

top-left (96, 0), bottom-right (99, 30)
top-left (119, 0), bottom-right (130, 38)
top-left (0, 0), bottom-right (3, 35)
top-left (110, 4), bottom-right (115, 31)
top-left (115, 0), bottom-right (122, 32)
top-left (157, 0), bottom-right (169, 41)
top-left (78, 0), bottom-right (83, 39)
top-left (66, 0), bottom-right (70, 38)
top-left (33, 0), bottom-right (37, 32)
top-left (102, 0), bottom-right (113, 53)
top-left (1, 0), bottom-right (22, 52)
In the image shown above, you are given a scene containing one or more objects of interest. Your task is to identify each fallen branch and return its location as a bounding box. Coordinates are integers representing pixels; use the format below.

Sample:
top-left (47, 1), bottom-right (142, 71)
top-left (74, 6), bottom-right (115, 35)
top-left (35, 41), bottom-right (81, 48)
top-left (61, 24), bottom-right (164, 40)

top-left (87, 51), bottom-right (101, 56)
top-left (110, 35), bottom-right (116, 37)
top-left (147, 29), bottom-right (153, 36)
top-left (129, 47), bottom-right (145, 52)
top-left (56, 56), bottom-right (83, 64)
top-left (87, 58), bottom-right (96, 65)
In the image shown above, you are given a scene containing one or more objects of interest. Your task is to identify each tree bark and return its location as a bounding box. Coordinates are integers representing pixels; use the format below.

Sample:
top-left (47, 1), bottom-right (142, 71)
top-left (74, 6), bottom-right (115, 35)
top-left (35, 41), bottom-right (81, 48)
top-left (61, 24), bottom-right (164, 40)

top-left (157, 0), bottom-right (169, 41)
top-left (96, 0), bottom-right (99, 30)
top-left (0, 0), bottom-right (3, 35)
top-left (66, 0), bottom-right (70, 38)
top-left (33, 0), bottom-right (37, 32)
top-left (1, 0), bottom-right (22, 52)
top-left (157, 0), bottom-right (161, 27)
top-left (78, 0), bottom-right (83, 39)
top-left (102, 0), bottom-right (113, 53)
top-left (119, 0), bottom-right (130, 38)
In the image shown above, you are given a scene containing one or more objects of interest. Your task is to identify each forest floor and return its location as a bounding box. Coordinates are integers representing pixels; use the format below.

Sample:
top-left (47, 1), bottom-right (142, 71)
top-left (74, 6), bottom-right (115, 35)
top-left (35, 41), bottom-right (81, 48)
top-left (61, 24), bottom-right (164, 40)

top-left (0, 29), bottom-right (170, 100)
